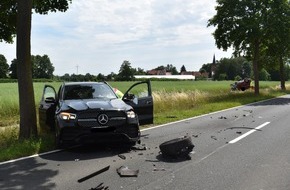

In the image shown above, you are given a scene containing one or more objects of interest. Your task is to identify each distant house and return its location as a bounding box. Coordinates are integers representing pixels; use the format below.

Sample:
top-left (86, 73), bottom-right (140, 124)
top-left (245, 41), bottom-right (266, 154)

top-left (147, 69), bottom-right (167, 75)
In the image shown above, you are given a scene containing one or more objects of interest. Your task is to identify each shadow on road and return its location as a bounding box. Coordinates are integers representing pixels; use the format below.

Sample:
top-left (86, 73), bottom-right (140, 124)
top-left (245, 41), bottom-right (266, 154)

top-left (39, 143), bottom-right (132, 162)
top-left (0, 158), bottom-right (58, 190)
top-left (249, 97), bottom-right (290, 106)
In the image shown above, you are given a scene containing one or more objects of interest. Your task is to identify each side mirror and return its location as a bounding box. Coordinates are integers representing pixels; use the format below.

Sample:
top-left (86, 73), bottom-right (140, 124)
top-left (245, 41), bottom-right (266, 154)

top-left (124, 93), bottom-right (135, 100)
top-left (127, 93), bottom-right (135, 100)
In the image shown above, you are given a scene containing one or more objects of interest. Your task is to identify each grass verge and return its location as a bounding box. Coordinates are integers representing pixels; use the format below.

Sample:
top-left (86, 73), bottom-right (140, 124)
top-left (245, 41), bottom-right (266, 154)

top-left (0, 127), bottom-right (55, 162)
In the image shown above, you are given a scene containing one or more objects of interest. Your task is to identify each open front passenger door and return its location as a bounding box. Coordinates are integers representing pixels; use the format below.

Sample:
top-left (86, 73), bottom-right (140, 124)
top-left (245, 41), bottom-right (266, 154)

top-left (122, 80), bottom-right (153, 125)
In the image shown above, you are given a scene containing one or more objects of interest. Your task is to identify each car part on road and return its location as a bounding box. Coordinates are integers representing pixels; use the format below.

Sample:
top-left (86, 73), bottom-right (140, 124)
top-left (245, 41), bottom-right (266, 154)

top-left (78, 165), bottom-right (110, 183)
top-left (118, 154), bottom-right (126, 160)
top-left (159, 136), bottom-right (194, 158)
top-left (89, 183), bottom-right (109, 190)
top-left (117, 166), bottom-right (139, 177)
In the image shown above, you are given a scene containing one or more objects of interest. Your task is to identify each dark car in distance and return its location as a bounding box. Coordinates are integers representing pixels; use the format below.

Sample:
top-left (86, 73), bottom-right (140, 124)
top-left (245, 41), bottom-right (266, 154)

top-left (39, 80), bottom-right (153, 148)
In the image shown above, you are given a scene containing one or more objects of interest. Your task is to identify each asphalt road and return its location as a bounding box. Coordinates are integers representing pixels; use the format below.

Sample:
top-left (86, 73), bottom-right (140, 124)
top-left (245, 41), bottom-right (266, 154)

top-left (1, 95), bottom-right (290, 190)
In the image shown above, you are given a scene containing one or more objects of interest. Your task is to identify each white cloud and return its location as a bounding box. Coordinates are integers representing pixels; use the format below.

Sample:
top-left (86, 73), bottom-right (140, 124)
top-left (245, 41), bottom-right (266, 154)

top-left (0, 0), bottom-right (232, 75)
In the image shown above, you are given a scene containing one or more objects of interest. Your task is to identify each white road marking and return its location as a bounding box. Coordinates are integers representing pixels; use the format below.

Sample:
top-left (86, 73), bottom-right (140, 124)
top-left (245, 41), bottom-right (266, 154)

top-left (0, 149), bottom-right (62, 166)
top-left (229, 122), bottom-right (270, 144)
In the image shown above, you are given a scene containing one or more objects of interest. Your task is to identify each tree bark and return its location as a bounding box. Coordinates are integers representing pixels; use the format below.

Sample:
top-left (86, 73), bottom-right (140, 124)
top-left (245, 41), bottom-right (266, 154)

top-left (17, 0), bottom-right (38, 139)
top-left (279, 56), bottom-right (286, 91)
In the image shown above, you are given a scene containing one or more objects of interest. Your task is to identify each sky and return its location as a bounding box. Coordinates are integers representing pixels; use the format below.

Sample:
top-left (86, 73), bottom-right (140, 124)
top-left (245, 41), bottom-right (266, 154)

top-left (0, 0), bottom-right (233, 76)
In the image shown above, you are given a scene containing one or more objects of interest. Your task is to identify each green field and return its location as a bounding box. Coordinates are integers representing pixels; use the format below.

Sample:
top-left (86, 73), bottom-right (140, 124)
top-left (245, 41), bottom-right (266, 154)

top-left (0, 80), bottom-right (286, 127)
top-left (0, 80), bottom-right (289, 162)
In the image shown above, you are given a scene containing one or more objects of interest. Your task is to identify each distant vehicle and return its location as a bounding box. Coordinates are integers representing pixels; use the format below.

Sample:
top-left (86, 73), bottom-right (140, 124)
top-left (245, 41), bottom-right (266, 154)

top-left (39, 80), bottom-right (153, 148)
top-left (231, 78), bottom-right (252, 91)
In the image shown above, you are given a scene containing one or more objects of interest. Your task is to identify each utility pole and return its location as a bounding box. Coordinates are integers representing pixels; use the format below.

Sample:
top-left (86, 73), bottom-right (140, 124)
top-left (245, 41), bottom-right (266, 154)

top-left (76, 65), bottom-right (79, 75)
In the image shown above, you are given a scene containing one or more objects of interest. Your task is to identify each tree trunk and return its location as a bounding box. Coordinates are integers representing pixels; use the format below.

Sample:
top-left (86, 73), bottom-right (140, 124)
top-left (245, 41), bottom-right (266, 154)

top-left (279, 56), bottom-right (286, 90)
top-left (253, 40), bottom-right (260, 95)
top-left (17, 0), bottom-right (38, 139)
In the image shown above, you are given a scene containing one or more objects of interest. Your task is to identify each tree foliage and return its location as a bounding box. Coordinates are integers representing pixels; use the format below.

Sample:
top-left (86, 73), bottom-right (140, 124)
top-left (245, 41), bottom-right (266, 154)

top-left (9, 59), bottom-right (17, 79)
top-left (208, 0), bottom-right (289, 94)
top-left (214, 57), bottom-right (252, 80)
top-left (117, 60), bottom-right (135, 81)
top-left (32, 55), bottom-right (54, 79)
top-left (264, 0), bottom-right (290, 89)
top-left (166, 64), bottom-right (179, 75)
top-left (0, 54), bottom-right (9, 78)
top-left (180, 65), bottom-right (186, 73)
top-left (9, 55), bottom-right (55, 79)
top-left (199, 63), bottom-right (212, 75)
top-left (0, 0), bottom-right (72, 139)
top-left (0, 0), bottom-right (72, 43)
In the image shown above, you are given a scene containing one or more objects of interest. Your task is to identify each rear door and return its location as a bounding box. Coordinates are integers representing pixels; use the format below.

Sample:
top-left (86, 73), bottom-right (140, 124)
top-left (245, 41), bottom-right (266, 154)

top-left (39, 85), bottom-right (57, 131)
top-left (123, 80), bottom-right (153, 125)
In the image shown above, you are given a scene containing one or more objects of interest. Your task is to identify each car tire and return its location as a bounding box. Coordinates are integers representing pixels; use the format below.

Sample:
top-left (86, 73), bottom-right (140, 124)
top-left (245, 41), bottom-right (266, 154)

top-left (159, 136), bottom-right (194, 158)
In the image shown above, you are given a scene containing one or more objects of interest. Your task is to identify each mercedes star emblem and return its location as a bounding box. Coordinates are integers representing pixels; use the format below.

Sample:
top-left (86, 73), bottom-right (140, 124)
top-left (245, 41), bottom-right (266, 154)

top-left (98, 114), bottom-right (109, 125)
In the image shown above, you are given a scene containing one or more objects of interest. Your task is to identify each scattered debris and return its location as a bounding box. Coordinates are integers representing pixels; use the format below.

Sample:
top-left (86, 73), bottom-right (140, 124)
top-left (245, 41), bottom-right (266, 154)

top-left (218, 116), bottom-right (227, 119)
top-left (118, 154), bottom-right (126, 160)
top-left (117, 166), bottom-right (139, 177)
top-left (192, 134), bottom-right (199, 138)
top-left (159, 136), bottom-right (194, 158)
top-left (236, 131), bottom-right (242, 134)
top-left (89, 183), bottom-right (109, 190)
top-left (153, 168), bottom-right (166, 171)
top-left (131, 144), bottom-right (147, 151)
top-left (211, 136), bottom-right (217, 140)
top-left (78, 165), bottom-right (110, 183)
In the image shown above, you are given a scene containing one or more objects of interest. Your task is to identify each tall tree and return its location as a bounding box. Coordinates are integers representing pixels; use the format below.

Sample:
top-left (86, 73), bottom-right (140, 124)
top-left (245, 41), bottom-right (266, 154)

top-left (166, 64), bottom-right (178, 75)
top-left (0, 54), bottom-right (9, 78)
top-left (208, 0), bottom-right (272, 94)
top-left (264, 0), bottom-right (290, 90)
top-left (117, 60), bottom-right (135, 81)
top-left (32, 55), bottom-right (55, 79)
top-left (180, 65), bottom-right (186, 73)
top-left (9, 58), bottom-right (18, 79)
top-left (1, 0), bottom-right (72, 139)
top-left (17, 0), bottom-right (36, 138)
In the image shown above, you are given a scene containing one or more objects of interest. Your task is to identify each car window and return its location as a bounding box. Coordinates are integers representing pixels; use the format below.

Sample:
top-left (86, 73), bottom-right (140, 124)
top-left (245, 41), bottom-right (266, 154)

top-left (126, 82), bottom-right (149, 98)
top-left (44, 86), bottom-right (56, 100)
top-left (64, 84), bottom-right (117, 100)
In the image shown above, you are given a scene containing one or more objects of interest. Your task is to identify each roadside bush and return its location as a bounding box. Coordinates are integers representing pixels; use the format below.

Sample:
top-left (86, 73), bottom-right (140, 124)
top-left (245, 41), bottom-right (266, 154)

top-left (235, 75), bottom-right (242, 81)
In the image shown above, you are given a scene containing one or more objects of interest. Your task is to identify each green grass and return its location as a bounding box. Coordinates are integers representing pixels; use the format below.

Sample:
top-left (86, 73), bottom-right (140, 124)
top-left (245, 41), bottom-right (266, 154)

top-left (0, 80), bottom-right (288, 162)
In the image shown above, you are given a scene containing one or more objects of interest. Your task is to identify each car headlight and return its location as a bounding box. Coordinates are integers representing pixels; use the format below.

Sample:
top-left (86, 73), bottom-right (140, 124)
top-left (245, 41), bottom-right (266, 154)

top-left (127, 110), bottom-right (136, 118)
top-left (59, 112), bottom-right (77, 120)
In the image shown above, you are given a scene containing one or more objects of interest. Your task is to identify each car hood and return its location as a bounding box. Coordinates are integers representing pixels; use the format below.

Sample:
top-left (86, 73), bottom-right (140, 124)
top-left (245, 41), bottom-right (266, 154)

top-left (61, 98), bottom-right (132, 111)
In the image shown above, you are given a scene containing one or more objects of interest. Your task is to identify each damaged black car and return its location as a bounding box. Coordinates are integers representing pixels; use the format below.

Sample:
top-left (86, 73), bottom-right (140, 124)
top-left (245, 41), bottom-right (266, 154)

top-left (39, 80), bottom-right (153, 148)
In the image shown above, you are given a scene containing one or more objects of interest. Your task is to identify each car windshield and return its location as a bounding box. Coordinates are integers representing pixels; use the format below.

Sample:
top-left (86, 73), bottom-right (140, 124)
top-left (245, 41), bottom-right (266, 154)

top-left (63, 84), bottom-right (117, 100)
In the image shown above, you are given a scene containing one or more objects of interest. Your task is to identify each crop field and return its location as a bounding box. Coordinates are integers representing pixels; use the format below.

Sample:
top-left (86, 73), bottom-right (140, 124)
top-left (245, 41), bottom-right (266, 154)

top-left (0, 80), bottom-right (286, 128)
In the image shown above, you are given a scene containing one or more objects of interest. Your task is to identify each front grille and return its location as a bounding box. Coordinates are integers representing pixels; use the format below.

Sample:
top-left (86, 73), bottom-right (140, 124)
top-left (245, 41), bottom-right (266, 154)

top-left (77, 110), bottom-right (126, 128)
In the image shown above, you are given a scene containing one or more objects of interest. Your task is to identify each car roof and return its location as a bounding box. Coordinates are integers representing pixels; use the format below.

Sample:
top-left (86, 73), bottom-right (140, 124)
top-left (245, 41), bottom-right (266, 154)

top-left (62, 82), bottom-right (107, 86)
